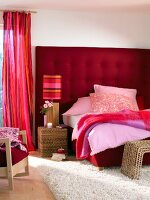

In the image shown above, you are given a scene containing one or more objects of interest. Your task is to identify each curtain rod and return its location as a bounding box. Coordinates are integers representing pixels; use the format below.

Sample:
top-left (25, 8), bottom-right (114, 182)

top-left (0, 9), bottom-right (37, 14)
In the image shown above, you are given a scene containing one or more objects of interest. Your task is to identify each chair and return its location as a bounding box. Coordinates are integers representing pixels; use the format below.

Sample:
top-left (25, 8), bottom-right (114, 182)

top-left (0, 130), bottom-right (29, 190)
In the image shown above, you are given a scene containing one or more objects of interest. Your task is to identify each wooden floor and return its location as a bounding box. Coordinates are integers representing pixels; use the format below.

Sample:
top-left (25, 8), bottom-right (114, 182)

top-left (0, 152), bottom-right (56, 200)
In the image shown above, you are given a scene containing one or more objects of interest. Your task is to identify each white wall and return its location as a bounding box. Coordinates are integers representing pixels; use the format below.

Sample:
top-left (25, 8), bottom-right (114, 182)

top-left (1, 9), bottom-right (150, 143)
top-left (1, 10), bottom-right (150, 48)
top-left (31, 9), bottom-right (150, 144)
top-left (32, 9), bottom-right (150, 49)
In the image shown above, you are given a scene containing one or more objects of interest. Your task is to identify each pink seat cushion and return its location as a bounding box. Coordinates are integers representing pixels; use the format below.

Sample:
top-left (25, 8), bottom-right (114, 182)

top-left (0, 146), bottom-right (28, 167)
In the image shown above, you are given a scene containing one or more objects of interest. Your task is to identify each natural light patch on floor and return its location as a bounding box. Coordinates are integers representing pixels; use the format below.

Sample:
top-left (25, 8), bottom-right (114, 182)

top-left (29, 154), bottom-right (82, 176)
top-left (28, 154), bottom-right (52, 168)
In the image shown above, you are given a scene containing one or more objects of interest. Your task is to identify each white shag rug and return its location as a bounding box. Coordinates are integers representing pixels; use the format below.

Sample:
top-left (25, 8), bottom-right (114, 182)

top-left (35, 157), bottom-right (150, 200)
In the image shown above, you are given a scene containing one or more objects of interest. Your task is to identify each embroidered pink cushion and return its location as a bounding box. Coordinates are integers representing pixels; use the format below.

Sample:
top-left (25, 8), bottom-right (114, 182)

top-left (62, 96), bottom-right (92, 115)
top-left (90, 93), bottom-right (139, 113)
top-left (94, 84), bottom-right (137, 99)
top-left (0, 127), bottom-right (19, 142)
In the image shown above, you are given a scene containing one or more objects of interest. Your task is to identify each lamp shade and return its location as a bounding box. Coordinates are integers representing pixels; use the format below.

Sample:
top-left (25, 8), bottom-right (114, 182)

top-left (43, 75), bottom-right (62, 100)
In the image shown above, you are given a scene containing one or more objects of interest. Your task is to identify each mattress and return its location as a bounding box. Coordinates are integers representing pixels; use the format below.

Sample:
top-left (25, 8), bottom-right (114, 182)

top-left (63, 114), bottom-right (83, 128)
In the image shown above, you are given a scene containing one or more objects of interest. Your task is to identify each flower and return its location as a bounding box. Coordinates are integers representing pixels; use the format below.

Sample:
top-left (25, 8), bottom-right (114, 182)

top-left (43, 104), bottom-right (48, 108)
top-left (40, 100), bottom-right (53, 114)
top-left (48, 102), bottom-right (53, 107)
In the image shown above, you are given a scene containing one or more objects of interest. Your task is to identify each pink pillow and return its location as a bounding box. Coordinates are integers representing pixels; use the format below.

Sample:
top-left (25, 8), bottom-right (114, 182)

top-left (62, 97), bottom-right (92, 115)
top-left (90, 93), bottom-right (139, 114)
top-left (94, 84), bottom-right (137, 99)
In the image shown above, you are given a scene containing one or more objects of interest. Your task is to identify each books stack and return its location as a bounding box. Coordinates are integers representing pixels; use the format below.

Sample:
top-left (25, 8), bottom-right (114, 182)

top-left (51, 148), bottom-right (66, 161)
top-left (51, 153), bottom-right (66, 161)
top-left (56, 124), bottom-right (68, 129)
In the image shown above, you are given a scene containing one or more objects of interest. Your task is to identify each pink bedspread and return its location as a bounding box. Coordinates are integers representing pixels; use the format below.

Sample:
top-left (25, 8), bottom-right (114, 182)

top-left (74, 110), bottom-right (150, 159)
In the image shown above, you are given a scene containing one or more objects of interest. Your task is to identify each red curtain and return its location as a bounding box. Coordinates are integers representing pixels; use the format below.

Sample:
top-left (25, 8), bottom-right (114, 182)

top-left (2, 12), bottom-right (34, 151)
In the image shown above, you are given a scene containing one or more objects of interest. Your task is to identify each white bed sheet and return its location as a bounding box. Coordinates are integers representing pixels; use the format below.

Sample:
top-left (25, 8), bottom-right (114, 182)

top-left (62, 114), bottom-right (83, 128)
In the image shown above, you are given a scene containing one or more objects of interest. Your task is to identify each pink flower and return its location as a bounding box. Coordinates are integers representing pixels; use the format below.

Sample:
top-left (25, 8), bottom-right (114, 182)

top-left (40, 100), bottom-right (54, 114)
top-left (45, 100), bottom-right (50, 104)
top-left (48, 102), bottom-right (53, 107)
top-left (43, 104), bottom-right (48, 108)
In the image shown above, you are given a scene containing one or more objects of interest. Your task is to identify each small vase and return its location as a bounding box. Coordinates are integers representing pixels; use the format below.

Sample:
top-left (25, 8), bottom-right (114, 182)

top-left (44, 115), bottom-right (47, 127)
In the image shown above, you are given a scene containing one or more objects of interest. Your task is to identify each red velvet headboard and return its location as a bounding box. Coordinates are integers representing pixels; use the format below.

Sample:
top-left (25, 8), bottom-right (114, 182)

top-left (35, 46), bottom-right (150, 143)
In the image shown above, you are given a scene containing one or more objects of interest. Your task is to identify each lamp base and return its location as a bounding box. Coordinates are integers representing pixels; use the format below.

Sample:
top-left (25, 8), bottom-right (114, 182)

top-left (46, 102), bottom-right (59, 127)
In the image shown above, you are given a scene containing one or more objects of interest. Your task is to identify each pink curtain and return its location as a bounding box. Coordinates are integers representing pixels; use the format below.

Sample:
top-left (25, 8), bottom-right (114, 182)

top-left (2, 11), bottom-right (34, 151)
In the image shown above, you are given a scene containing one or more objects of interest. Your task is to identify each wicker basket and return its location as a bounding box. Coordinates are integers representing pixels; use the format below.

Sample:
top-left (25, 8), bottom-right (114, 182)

top-left (121, 140), bottom-right (150, 179)
top-left (38, 127), bottom-right (68, 157)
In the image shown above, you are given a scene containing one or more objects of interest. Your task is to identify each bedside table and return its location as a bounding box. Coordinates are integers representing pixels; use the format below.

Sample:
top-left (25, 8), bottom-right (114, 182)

top-left (38, 127), bottom-right (68, 157)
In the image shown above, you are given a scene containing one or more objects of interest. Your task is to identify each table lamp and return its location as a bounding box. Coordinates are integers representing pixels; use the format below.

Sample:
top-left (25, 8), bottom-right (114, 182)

top-left (43, 75), bottom-right (62, 127)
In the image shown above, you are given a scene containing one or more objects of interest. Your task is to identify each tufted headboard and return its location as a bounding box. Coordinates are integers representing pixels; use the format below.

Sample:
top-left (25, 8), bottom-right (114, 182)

top-left (35, 46), bottom-right (150, 143)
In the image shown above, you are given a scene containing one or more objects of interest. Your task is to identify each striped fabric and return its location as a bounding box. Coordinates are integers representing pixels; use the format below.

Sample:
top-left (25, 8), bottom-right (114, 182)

top-left (43, 75), bottom-right (62, 100)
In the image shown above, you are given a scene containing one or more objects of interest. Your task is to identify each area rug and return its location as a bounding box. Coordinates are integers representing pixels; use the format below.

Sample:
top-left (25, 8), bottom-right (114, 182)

top-left (35, 157), bottom-right (150, 200)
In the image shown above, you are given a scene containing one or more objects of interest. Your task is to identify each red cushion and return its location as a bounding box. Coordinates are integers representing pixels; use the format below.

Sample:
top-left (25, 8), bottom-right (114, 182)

top-left (0, 146), bottom-right (28, 167)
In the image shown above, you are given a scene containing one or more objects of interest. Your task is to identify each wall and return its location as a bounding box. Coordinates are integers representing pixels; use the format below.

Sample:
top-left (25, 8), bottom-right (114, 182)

top-left (1, 10), bottom-right (149, 48)
top-left (1, 9), bottom-right (150, 144)
top-left (32, 9), bottom-right (150, 49)
top-left (31, 9), bottom-right (150, 144)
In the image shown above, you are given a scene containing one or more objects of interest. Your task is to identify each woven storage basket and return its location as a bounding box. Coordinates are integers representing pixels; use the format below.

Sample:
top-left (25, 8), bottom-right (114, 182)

top-left (121, 140), bottom-right (150, 179)
top-left (38, 127), bottom-right (68, 157)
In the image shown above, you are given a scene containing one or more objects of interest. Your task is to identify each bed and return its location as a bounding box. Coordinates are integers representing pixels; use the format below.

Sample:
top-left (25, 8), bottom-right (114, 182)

top-left (35, 46), bottom-right (150, 167)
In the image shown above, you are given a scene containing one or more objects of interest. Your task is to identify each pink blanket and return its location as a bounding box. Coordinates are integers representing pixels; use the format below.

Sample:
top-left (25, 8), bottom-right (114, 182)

top-left (75, 110), bottom-right (150, 159)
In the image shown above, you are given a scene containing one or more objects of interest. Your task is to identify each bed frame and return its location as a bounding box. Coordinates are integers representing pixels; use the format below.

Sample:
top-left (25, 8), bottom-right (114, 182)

top-left (36, 46), bottom-right (150, 167)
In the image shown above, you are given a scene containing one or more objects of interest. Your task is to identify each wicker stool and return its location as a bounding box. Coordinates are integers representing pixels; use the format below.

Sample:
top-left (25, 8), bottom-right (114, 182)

top-left (121, 140), bottom-right (150, 179)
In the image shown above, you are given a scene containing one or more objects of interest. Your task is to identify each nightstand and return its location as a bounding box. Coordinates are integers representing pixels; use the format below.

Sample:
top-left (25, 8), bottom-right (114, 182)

top-left (38, 127), bottom-right (68, 157)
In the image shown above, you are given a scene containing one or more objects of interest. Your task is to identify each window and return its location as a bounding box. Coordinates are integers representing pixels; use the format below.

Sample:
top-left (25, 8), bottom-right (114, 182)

top-left (0, 28), bottom-right (3, 126)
